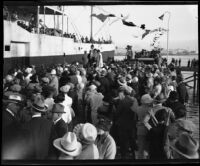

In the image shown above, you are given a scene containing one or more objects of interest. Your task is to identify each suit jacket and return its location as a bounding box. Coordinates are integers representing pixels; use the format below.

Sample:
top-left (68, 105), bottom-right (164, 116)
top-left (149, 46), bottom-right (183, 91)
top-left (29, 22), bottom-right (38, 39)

top-left (25, 117), bottom-right (57, 160)
top-left (2, 110), bottom-right (17, 129)
top-left (54, 118), bottom-right (68, 138)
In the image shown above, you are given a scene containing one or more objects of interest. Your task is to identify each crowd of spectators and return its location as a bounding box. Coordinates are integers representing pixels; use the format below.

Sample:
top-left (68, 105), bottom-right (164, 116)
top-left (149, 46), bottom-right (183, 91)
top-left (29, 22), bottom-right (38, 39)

top-left (2, 47), bottom-right (199, 161)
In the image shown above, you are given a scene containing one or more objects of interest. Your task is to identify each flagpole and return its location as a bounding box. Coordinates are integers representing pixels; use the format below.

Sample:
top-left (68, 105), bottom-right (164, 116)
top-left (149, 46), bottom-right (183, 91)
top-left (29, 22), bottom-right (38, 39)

top-left (166, 11), bottom-right (171, 65)
top-left (90, 6), bottom-right (93, 43)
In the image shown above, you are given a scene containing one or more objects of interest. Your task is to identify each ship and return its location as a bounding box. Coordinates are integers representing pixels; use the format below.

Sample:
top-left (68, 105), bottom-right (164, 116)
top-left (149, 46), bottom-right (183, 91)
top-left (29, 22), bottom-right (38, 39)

top-left (3, 5), bottom-right (115, 76)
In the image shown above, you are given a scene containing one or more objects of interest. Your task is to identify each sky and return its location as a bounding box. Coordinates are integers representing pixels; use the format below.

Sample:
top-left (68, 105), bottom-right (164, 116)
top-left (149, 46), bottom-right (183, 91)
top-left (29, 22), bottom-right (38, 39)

top-left (43, 5), bottom-right (198, 51)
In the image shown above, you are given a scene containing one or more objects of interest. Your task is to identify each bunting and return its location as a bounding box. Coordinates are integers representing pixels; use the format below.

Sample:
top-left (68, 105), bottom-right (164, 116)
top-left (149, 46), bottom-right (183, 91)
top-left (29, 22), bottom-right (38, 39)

top-left (158, 14), bottom-right (165, 20)
top-left (109, 14), bottom-right (129, 25)
top-left (91, 13), bottom-right (116, 22)
top-left (122, 20), bottom-right (137, 27)
top-left (140, 24), bottom-right (145, 30)
top-left (142, 29), bottom-right (151, 39)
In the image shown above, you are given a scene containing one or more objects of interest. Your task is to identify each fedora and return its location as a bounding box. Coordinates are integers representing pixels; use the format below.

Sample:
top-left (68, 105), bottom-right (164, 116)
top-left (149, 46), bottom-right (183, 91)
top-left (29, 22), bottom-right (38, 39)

top-left (31, 95), bottom-right (47, 112)
top-left (51, 103), bottom-right (65, 114)
top-left (169, 132), bottom-right (199, 159)
top-left (73, 123), bottom-right (97, 145)
top-left (53, 132), bottom-right (82, 157)
top-left (153, 93), bottom-right (166, 103)
top-left (117, 77), bottom-right (127, 86)
top-left (41, 77), bottom-right (50, 84)
top-left (176, 119), bottom-right (196, 133)
top-left (3, 94), bottom-right (23, 105)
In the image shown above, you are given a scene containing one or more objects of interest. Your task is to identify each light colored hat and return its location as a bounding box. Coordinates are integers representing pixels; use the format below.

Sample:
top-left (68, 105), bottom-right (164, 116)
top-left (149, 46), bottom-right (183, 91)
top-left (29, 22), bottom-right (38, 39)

top-left (51, 69), bottom-right (56, 75)
top-left (132, 76), bottom-right (138, 83)
top-left (60, 84), bottom-right (71, 93)
top-left (176, 119), bottom-right (197, 133)
top-left (126, 74), bottom-right (132, 81)
top-left (73, 123), bottom-right (97, 145)
top-left (141, 94), bottom-right (153, 104)
top-left (169, 132), bottom-right (199, 159)
top-left (117, 77), bottom-right (127, 86)
top-left (53, 132), bottom-right (82, 157)
top-left (25, 68), bottom-right (32, 74)
top-left (5, 75), bottom-right (13, 82)
top-left (4, 94), bottom-right (23, 104)
top-left (41, 77), bottom-right (50, 84)
top-left (88, 84), bottom-right (97, 91)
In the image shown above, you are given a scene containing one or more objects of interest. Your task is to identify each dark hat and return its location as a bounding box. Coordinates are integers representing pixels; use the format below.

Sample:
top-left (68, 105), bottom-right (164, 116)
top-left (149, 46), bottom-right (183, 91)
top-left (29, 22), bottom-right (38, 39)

top-left (51, 103), bottom-right (65, 114)
top-left (154, 93), bottom-right (166, 103)
top-left (31, 95), bottom-right (47, 112)
top-left (96, 116), bottom-right (113, 132)
top-left (168, 91), bottom-right (179, 101)
top-left (169, 132), bottom-right (199, 159)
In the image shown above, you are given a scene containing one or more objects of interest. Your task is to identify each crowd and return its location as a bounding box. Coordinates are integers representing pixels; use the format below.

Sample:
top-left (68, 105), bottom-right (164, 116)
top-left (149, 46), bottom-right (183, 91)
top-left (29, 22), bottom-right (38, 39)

top-left (2, 45), bottom-right (199, 161)
top-left (187, 58), bottom-right (199, 68)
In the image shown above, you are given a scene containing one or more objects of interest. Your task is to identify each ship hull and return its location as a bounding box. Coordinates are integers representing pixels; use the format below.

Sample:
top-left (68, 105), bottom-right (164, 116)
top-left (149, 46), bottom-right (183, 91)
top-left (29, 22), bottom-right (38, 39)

top-left (3, 20), bottom-right (115, 76)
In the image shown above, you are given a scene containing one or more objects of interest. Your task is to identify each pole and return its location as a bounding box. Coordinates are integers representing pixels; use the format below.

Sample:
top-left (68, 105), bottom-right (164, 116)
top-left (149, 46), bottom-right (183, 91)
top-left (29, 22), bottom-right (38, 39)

top-left (62, 6), bottom-right (64, 37)
top-left (44, 6), bottom-right (46, 34)
top-left (193, 71), bottom-right (196, 103)
top-left (37, 6), bottom-right (40, 34)
top-left (166, 12), bottom-right (170, 65)
top-left (54, 11), bottom-right (55, 32)
top-left (90, 6), bottom-right (93, 43)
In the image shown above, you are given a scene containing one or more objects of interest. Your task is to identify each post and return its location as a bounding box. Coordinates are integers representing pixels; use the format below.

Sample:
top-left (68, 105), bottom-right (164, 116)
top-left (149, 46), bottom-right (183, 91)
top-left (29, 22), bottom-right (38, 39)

top-left (44, 6), bottom-right (46, 33)
top-left (37, 6), bottom-right (40, 34)
top-left (197, 73), bottom-right (199, 103)
top-left (166, 12), bottom-right (170, 65)
top-left (67, 17), bottom-right (68, 34)
top-left (54, 11), bottom-right (55, 30)
top-left (193, 71), bottom-right (196, 103)
top-left (90, 6), bottom-right (93, 43)
top-left (62, 6), bottom-right (64, 37)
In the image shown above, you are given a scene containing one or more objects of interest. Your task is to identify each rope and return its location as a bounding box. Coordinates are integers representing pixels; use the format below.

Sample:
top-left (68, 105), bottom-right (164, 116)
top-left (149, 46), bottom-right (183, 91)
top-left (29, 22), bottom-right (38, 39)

top-left (94, 19), bottom-right (109, 37)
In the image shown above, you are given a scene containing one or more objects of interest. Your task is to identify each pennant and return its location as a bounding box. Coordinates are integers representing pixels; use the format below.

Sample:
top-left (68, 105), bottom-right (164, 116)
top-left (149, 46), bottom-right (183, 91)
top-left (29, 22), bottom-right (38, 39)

top-left (91, 13), bottom-right (115, 22)
top-left (109, 14), bottom-right (129, 25)
top-left (158, 14), bottom-right (165, 20)
top-left (122, 20), bottom-right (137, 27)
top-left (140, 24), bottom-right (145, 30)
top-left (142, 29), bottom-right (151, 39)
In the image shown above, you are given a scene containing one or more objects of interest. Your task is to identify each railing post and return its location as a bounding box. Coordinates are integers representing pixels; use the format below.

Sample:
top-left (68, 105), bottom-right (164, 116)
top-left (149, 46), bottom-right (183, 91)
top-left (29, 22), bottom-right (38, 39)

top-left (196, 72), bottom-right (199, 103)
top-left (193, 71), bottom-right (196, 103)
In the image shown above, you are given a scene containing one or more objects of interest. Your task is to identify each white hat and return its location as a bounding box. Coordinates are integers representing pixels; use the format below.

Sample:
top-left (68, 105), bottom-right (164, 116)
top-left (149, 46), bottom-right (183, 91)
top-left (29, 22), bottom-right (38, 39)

top-left (73, 123), bottom-right (97, 145)
top-left (60, 84), bottom-right (71, 93)
top-left (51, 69), bottom-right (56, 75)
top-left (5, 75), bottom-right (13, 82)
top-left (53, 132), bottom-right (82, 157)
top-left (88, 84), bottom-right (97, 91)
top-left (168, 85), bottom-right (174, 92)
top-left (141, 94), bottom-right (153, 104)
top-left (132, 76), bottom-right (138, 83)
top-left (25, 68), bottom-right (32, 74)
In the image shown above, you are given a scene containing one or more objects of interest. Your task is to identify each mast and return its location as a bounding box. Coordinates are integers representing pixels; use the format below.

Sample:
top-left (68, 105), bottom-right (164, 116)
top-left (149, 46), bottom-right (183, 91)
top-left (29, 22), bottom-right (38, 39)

top-left (90, 5), bottom-right (93, 43)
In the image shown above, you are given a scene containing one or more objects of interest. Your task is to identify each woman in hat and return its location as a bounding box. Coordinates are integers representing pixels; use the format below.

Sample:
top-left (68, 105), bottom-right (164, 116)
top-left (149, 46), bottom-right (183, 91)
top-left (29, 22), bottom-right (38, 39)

top-left (73, 123), bottom-right (99, 159)
top-left (53, 132), bottom-right (82, 160)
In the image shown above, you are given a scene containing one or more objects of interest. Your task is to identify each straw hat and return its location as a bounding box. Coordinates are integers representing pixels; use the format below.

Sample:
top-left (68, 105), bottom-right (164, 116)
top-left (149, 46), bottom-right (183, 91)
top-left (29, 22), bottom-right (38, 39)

top-left (3, 94), bottom-right (23, 105)
top-left (53, 132), bottom-right (82, 157)
top-left (169, 132), bottom-right (199, 159)
top-left (51, 69), bottom-right (56, 75)
top-left (73, 123), bottom-right (97, 145)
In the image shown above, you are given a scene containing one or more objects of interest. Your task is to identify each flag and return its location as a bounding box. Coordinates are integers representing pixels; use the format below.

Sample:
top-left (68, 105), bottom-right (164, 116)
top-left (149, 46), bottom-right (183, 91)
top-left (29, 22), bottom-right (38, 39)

top-left (109, 14), bottom-right (129, 25)
top-left (122, 20), bottom-right (137, 27)
top-left (158, 14), bottom-right (165, 20)
top-left (91, 13), bottom-right (115, 22)
top-left (140, 24), bottom-right (145, 30)
top-left (142, 29), bottom-right (151, 39)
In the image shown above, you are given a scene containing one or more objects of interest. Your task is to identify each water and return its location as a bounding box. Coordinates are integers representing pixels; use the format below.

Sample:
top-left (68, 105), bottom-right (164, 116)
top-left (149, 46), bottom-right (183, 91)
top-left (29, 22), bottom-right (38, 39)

top-left (114, 54), bottom-right (199, 67)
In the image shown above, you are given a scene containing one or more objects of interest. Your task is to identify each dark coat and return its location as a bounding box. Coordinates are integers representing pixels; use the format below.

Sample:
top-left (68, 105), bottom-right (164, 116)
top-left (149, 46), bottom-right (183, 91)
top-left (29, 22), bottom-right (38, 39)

top-left (2, 110), bottom-right (18, 129)
top-left (2, 121), bottom-right (33, 160)
top-left (98, 76), bottom-right (110, 97)
top-left (177, 82), bottom-right (189, 104)
top-left (24, 117), bottom-right (58, 160)
top-left (54, 118), bottom-right (68, 138)
top-left (147, 123), bottom-right (167, 159)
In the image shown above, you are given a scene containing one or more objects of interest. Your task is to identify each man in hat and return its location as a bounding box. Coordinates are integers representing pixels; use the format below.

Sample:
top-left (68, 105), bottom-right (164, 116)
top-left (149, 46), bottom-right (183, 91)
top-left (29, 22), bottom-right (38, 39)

top-left (24, 95), bottom-right (57, 159)
top-left (131, 93), bottom-right (153, 159)
top-left (3, 94), bottom-right (24, 129)
top-left (98, 68), bottom-right (110, 97)
top-left (49, 69), bottom-right (59, 97)
top-left (143, 93), bottom-right (175, 131)
top-left (53, 132), bottom-right (82, 160)
top-left (95, 105), bottom-right (117, 159)
top-left (51, 104), bottom-right (68, 138)
top-left (84, 84), bottom-right (104, 125)
top-left (169, 132), bottom-right (199, 159)
top-left (115, 86), bottom-right (138, 159)
top-left (73, 123), bottom-right (99, 159)
top-left (126, 45), bottom-right (133, 61)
